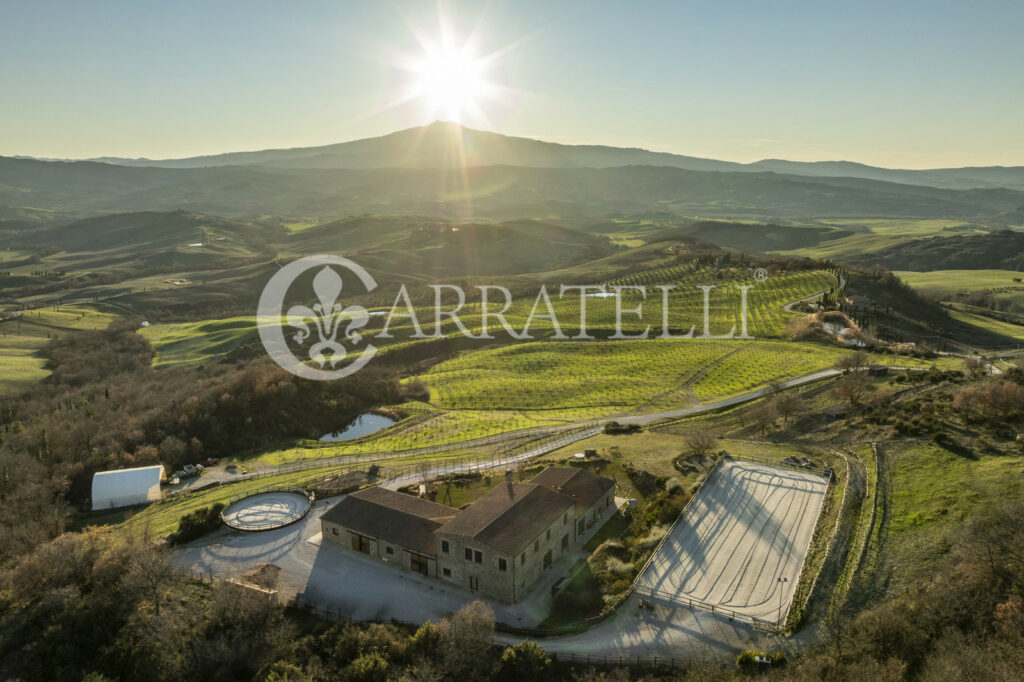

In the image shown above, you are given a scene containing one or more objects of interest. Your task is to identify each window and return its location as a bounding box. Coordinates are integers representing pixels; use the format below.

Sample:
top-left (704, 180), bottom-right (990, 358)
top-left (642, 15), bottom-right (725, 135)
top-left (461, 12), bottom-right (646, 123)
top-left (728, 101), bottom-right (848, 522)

top-left (385, 546), bottom-right (394, 555)
top-left (465, 547), bottom-right (473, 561)
top-left (546, 528), bottom-right (551, 541)
top-left (474, 550), bottom-right (483, 564)
top-left (561, 533), bottom-right (569, 550)
top-left (331, 528), bottom-right (338, 536)
top-left (563, 512), bottom-right (568, 524)
top-left (441, 540), bottom-right (450, 553)
top-left (534, 539), bottom-right (540, 552)
top-left (498, 558), bottom-right (507, 572)
top-left (469, 576), bottom-right (479, 591)
top-left (520, 553), bottom-right (526, 566)
top-left (443, 568), bottom-right (451, 577)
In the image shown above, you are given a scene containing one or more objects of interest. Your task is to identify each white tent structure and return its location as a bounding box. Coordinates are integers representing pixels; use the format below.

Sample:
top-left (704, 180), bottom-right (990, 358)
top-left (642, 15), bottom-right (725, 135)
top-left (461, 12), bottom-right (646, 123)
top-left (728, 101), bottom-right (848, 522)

top-left (91, 465), bottom-right (165, 510)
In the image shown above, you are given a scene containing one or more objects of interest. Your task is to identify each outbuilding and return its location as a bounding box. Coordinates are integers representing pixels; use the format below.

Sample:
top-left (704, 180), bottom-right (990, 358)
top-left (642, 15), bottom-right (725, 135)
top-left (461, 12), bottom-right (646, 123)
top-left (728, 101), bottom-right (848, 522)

top-left (91, 464), bottom-right (165, 510)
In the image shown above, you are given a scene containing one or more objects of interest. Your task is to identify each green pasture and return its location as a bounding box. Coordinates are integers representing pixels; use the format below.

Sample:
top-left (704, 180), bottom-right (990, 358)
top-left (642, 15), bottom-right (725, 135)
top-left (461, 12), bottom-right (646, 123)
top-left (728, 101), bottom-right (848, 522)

top-left (826, 218), bottom-right (984, 237)
top-left (0, 304), bottom-right (124, 393)
top-left (895, 269), bottom-right (1024, 295)
top-left (884, 442), bottom-right (1024, 591)
top-left (946, 308), bottom-right (1024, 342)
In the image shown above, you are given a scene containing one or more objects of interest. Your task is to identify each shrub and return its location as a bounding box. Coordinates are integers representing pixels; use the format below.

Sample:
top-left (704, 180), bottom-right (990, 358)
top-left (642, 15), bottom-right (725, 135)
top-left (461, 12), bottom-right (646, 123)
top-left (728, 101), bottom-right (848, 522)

top-left (736, 649), bottom-right (786, 672)
top-left (344, 652), bottom-right (388, 682)
top-left (493, 641), bottom-right (550, 682)
top-left (170, 503), bottom-right (225, 545)
top-left (604, 557), bottom-right (633, 577)
top-left (603, 421), bottom-right (641, 435)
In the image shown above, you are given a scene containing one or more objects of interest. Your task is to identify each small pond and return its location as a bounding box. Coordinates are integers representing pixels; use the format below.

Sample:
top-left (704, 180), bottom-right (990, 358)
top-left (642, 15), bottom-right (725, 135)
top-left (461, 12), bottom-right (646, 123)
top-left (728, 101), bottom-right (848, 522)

top-left (319, 413), bottom-right (397, 442)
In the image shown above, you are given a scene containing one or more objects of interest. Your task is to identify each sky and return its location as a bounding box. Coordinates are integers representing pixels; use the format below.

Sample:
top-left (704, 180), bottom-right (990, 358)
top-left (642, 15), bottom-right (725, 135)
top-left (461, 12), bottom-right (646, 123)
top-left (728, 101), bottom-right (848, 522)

top-left (1, 0), bottom-right (1022, 168)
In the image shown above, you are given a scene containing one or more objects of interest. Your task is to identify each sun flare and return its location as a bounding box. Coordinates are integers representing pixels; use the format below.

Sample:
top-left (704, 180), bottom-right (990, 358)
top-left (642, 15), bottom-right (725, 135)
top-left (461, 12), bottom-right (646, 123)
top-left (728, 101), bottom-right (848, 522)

top-left (412, 45), bottom-right (488, 122)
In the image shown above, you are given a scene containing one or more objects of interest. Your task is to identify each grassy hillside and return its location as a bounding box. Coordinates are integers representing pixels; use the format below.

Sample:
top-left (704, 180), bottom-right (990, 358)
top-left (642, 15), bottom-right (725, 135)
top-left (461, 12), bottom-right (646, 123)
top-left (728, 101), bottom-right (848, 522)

top-left (284, 216), bottom-right (615, 278)
top-left (849, 230), bottom-right (1024, 271)
top-left (0, 304), bottom-right (124, 393)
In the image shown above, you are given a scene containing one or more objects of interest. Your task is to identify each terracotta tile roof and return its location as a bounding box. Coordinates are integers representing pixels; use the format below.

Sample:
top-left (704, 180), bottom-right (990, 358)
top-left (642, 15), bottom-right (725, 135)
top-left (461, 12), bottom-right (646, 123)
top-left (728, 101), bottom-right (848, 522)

top-left (530, 466), bottom-right (615, 508)
top-left (322, 487), bottom-right (456, 556)
top-left (437, 481), bottom-right (576, 556)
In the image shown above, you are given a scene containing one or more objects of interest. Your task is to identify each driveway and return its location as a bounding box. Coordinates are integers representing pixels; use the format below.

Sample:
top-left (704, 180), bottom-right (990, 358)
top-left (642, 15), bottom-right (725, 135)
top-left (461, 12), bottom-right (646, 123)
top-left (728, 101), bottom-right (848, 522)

top-left (174, 495), bottom-right (602, 629)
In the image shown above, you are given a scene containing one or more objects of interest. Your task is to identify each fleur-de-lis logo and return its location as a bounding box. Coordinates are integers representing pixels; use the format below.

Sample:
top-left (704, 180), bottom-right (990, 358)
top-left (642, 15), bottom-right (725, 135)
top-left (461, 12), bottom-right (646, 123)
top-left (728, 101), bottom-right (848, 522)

top-left (258, 255), bottom-right (379, 381)
top-left (286, 267), bottom-right (369, 367)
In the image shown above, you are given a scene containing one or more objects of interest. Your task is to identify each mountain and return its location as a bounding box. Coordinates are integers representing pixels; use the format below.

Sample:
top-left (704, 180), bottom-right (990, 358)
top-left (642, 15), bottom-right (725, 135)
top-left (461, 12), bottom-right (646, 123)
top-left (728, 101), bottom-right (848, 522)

top-left (748, 159), bottom-right (1024, 192)
top-left (76, 121), bottom-right (1024, 192)
top-left (87, 121), bottom-right (742, 173)
top-left (2, 155), bottom-right (1023, 223)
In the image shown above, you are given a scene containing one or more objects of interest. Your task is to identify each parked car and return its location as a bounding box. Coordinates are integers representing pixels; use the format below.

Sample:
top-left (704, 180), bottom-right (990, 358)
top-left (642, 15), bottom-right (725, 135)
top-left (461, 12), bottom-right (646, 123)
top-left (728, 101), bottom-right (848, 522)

top-left (182, 464), bottom-right (196, 476)
top-left (200, 458), bottom-right (219, 467)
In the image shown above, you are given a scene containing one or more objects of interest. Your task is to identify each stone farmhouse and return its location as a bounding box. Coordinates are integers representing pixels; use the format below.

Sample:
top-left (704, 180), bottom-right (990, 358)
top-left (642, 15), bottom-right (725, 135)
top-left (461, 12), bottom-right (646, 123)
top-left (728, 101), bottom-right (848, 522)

top-left (321, 466), bottom-right (616, 602)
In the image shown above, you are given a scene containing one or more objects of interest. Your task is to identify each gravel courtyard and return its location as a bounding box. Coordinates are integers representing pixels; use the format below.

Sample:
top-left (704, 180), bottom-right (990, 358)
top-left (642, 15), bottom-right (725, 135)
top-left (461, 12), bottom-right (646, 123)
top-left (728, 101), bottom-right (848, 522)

top-left (638, 459), bottom-right (829, 625)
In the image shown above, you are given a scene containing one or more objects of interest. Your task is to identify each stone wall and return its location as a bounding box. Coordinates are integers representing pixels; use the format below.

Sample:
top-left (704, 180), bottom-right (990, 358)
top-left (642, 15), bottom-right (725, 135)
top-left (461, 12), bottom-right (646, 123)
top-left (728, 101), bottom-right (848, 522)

top-left (321, 518), bottom-right (438, 578)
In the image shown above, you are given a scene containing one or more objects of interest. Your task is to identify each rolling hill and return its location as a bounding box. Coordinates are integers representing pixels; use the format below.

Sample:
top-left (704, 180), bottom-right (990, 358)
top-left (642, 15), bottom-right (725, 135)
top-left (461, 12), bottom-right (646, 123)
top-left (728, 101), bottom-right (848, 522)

top-left (282, 215), bottom-right (616, 278)
top-left (75, 121), bottom-right (1024, 192)
top-left (848, 230), bottom-right (1024, 272)
top-left (3, 156), bottom-right (1023, 224)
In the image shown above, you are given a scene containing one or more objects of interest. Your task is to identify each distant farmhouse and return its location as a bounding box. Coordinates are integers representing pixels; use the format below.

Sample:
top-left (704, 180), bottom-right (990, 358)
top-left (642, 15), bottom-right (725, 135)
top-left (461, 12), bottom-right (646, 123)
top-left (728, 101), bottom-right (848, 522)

top-left (321, 467), bottom-right (616, 602)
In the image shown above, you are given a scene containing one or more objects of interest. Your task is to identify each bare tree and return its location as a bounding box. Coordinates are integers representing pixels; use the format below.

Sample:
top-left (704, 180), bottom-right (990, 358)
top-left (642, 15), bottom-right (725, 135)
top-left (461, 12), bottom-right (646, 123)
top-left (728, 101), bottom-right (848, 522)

top-left (822, 608), bottom-right (849, 673)
top-left (773, 392), bottom-right (803, 424)
top-left (836, 373), bottom-right (874, 406)
top-left (751, 402), bottom-right (778, 435)
top-left (440, 600), bottom-right (495, 678)
top-left (834, 350), bottom-right (869, 374)
top-left (122, 542), bottom-right (178, 616)
top-left (685, 430), bottom-right (718, 458)
top-left (963, 356), bottom-right (986, 377)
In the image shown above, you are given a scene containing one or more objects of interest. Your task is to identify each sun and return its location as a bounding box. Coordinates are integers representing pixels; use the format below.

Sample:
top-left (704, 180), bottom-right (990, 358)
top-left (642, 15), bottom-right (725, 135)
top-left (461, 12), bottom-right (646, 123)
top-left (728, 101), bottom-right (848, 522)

top-left (411, 43), bottom-right (489, 122)
top-left (381, 12), bottom-right (508, 126)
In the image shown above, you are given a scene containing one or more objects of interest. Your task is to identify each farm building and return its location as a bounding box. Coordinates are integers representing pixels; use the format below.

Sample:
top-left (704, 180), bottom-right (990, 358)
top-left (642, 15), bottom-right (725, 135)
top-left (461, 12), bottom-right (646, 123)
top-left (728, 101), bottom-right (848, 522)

top-left (91, 464), bottom-right (165, 510)
top-left (321, 466), bottom-right (616, 602)
top-left (321, 486), bottom-right (457, 577)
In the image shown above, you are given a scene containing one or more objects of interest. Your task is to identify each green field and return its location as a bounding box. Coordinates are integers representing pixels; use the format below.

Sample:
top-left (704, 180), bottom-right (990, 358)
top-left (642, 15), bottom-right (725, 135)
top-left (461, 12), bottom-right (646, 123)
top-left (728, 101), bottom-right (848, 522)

top-left (895, 269), bottom-right (1024, 295)
top-left (898, 269), bottom-right (1024, 319)
top-left (0, 333), bottom-right (50, 393)
top-left (946, 308), bottom-right (1024, 342)
top-left (781, 219), bottom-right (986, 261)
top-left (0, 305), bottom-right (123, 393)
top-left (884, 442), bottom-right (1024, 590)
top-left (140, 316), bottom-right (263, 367)
top-left (827, 218), bottom-right (984, 237)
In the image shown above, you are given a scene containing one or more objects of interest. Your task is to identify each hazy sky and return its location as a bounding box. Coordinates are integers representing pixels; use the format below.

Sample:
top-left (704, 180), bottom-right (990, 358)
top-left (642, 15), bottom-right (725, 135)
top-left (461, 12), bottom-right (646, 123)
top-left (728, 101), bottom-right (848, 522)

top-left (1, 0), bottom-right (1022, 168)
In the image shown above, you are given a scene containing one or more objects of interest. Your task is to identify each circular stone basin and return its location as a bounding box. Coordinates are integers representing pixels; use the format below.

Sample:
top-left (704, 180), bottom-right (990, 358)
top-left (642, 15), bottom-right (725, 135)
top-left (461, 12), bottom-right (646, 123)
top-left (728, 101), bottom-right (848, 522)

top-left (221, 488), bottom-right (313, 531)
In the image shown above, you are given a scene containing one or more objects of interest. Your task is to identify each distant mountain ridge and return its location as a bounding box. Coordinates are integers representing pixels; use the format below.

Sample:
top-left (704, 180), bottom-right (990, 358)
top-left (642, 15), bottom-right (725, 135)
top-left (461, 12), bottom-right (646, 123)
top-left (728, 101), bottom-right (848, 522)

top-left (3, 154), bottom-right (1022, 223)
top-left (65, 121), bottom-right (1024, 192)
